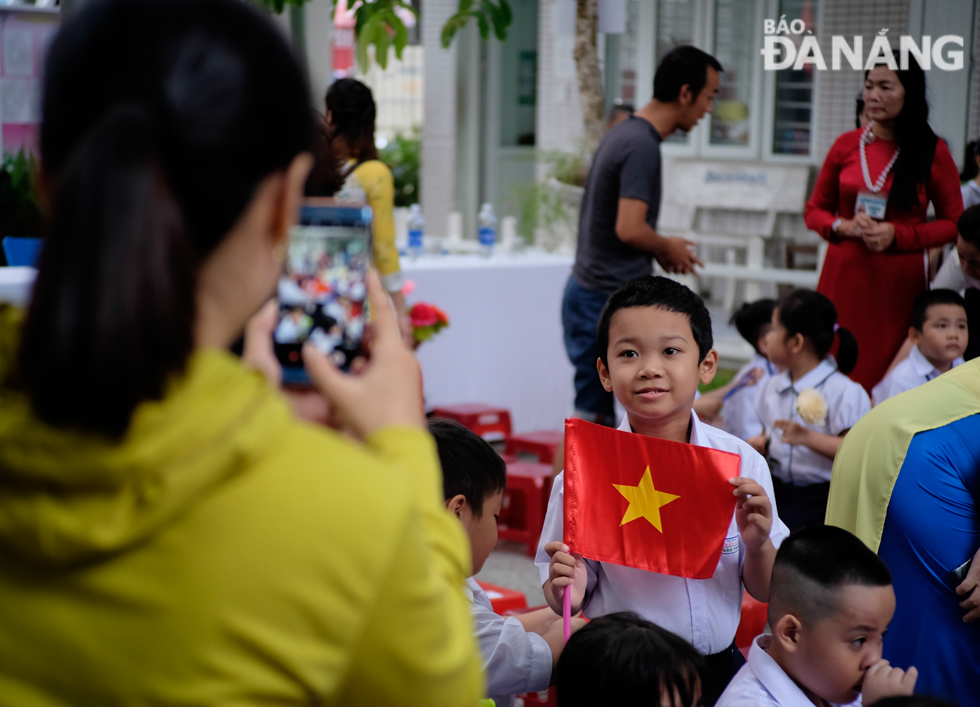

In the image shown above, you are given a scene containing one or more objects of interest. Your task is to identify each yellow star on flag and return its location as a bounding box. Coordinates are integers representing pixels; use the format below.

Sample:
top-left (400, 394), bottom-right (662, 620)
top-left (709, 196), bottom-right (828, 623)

top-left (613, 467), bottom-right (680, 532)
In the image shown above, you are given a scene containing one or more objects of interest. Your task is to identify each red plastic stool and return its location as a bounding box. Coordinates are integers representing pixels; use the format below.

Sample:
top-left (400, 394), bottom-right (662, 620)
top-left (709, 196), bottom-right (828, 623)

top-left (520, 687), bottom-right (556, 706)
top-left (505, 430), bottom-right (563, 464)
top-left (735, 594), bottom-right (768, 659)
top-left (430, 404), bottom-right (512, 441)
top-left (498, 452), bottom-right (519, 465)
top-left (475, 580), bottom-right (528, 615)
top-left (497, 461), bottom-right (554, 557)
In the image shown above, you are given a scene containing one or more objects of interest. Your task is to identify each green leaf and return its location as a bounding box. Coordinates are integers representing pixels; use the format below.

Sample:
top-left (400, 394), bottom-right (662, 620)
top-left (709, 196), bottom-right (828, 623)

top-left (374, 22), bottom-right (391, 70)
top-left (474, 10), bottom-right (490, 41)
top-left (355, 18), bottom-right (375, 72)
top-left (440, 13), bottom-right (471, 48)
top-left (389, 11), bottom-right (409, 58)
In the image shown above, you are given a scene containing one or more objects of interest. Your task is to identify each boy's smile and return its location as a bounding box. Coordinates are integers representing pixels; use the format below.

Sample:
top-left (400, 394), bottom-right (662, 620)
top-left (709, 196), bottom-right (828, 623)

top-left (597, 306), bottom-right (717, 442)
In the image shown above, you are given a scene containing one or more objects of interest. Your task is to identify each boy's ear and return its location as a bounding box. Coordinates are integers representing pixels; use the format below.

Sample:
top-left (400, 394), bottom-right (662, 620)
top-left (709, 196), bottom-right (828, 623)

top-left (446, 494), bottom-right (467, 519)
top-left (908, 325), bottom-right (921, 346)
top-left (699, 349), bottom-right (719, 385)
top-left (773, 613), bottom-right (804, 653)
top-left (597, 357), bottom-right (614, 392)
top-left (788, 332), bottom-right (806, 356)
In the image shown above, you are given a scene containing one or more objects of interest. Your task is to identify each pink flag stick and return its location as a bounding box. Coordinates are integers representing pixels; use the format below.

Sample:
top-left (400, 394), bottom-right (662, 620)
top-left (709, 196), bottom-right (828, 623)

top-left (562, 585), bottom-right (571, 644)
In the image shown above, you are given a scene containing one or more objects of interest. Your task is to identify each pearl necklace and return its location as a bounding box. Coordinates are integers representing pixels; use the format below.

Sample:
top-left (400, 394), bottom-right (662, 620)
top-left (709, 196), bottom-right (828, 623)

top-left (859, 123), bottom-right (900, 193)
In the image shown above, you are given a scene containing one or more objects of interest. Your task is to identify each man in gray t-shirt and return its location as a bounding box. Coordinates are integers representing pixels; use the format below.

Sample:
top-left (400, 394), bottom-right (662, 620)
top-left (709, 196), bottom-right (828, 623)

top-left (562, 46), bottom-right (721, 425)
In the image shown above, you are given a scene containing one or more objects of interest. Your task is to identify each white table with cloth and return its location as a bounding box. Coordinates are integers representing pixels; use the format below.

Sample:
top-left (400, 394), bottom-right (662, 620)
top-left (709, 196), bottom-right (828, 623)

top-left (0, 255), bottom-right (578, 434)
top-left (402, 252), bottom-right (575, 434)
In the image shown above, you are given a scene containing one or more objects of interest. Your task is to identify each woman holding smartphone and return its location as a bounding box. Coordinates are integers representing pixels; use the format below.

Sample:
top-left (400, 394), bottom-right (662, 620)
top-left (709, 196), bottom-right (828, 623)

top-left (0, 0), bottom-right (481, 704)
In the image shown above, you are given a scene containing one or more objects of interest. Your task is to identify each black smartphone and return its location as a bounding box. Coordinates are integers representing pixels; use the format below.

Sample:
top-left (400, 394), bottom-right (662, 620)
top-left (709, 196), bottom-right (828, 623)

top-left (951, 557), bottom-right (973, 588)
top-left (273, 201), bottom-right (373, 385)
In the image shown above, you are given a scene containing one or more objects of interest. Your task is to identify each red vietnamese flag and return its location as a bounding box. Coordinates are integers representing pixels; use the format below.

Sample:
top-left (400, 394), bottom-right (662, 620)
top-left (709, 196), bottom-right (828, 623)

top-left (563, 418), bottom-right (740, 580)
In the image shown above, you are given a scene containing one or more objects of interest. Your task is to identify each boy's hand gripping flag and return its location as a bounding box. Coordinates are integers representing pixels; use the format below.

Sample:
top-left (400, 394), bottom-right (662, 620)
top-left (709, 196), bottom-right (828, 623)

top-left (563, 418), bottom-right (740, 579)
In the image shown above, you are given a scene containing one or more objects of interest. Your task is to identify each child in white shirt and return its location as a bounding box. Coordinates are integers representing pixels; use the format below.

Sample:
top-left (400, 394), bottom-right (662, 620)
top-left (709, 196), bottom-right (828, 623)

top-left (538, 276), bottom-right (789, 706)
top-left (717, 526), bottom-right (917, 707)
top-left (428, 418), bottom-right (585, 707)
top-left (872, 289), bottom-right (967, 405)
top-left (750, 289), bottom-right (870, 533)
top-left (724, 299), bottom-right (777, 441)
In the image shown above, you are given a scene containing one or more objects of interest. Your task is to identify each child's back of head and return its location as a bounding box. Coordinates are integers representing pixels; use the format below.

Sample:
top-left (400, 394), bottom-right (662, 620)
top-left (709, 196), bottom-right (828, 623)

top-left (959, 203), bottom-right (980, 248)
top-left (729, 299), bottom-right (776, 355)
top-left (427, 418), bottom-right (506, 576)
top-left (767, 525), bottom-right (894, 705)
top-left (769, 288), bottom-right (859, 375)
top-left (556, 612), bottom-right (705, 707)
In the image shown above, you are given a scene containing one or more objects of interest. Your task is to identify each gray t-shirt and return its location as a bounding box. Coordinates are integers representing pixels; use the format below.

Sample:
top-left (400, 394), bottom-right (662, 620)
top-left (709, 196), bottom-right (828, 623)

top-left (572, 115), bottom-right (662, 294)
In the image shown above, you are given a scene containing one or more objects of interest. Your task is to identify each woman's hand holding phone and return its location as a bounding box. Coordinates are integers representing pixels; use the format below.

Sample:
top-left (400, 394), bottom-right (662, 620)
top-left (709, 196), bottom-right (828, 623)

top-left (242, 299), bottom-right (337, 426)
top-left (303, 269), bottom-right (425, 439)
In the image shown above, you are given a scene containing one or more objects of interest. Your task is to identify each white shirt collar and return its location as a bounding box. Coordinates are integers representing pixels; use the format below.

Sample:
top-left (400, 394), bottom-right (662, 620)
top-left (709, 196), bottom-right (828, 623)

top-left (617, 408), bottom-right (705, 447)
top-left (751, 352), bottom-right (776, 376)
top-left (774, 357), bottom-right (838, 395)
top-left (908, 344), bottom-right (963, 380)
top-left (746, 635), bottom-right (860, 707)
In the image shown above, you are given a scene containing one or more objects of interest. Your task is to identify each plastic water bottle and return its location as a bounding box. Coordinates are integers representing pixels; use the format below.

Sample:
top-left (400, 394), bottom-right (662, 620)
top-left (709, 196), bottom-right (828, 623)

top-left (478, 203), bottom-right (497, 258)
top-left (407, 203), bottom-right (424, 260)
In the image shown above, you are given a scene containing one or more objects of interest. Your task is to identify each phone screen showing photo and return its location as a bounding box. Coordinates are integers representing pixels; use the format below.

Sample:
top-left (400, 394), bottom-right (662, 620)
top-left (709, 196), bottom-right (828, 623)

top-left (274, 204), bottom-right (372, 384)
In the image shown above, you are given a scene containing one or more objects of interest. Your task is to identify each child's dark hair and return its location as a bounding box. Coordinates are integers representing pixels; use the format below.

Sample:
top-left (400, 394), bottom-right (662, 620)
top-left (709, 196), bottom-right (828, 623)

top-left (428, 418), bottom-right (506, 517)
top-left (325, 78), bottom-right (379, 163)
top-left (729, 299), bottom-right (776, 354)
top-left (556, 612), bottom-right (704, 707)
top-left (596, 275), bottom-right (713, 365)
top-left (958, 204), bottom-right (980, 247)
top-left (769, 526), bottom-right (892, 628)
top-left (776, 289), bottom-right (858, 375)
top-left (910, 289), bottom-right (966, 331)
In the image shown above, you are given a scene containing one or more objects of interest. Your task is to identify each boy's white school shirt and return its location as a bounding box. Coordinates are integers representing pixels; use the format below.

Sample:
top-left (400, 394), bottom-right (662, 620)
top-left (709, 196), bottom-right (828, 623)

top-left (871, 344), bottom-right (964, 405)
top-left (754, 358), bottom-right (871, 486)
top-left (534, 410), bottom-right (789, 656)
top-left (931, 247), bottom-right (980, 293)
top-left (717, 635), bottom-right (861, 707)
top-left (464, 578), bottom-right (552, 707)
top-left (724, 353), bottom-right (775, 441)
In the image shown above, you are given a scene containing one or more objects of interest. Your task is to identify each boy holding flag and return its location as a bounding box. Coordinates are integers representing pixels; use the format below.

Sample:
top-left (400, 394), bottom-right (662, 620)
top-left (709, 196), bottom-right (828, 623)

top-left (537, 276), bottom-right (789, 706)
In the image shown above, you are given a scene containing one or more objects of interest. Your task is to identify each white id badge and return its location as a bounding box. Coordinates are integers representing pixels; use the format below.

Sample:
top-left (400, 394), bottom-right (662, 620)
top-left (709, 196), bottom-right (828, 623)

top-left (855, 191), bottom-right (888, 220)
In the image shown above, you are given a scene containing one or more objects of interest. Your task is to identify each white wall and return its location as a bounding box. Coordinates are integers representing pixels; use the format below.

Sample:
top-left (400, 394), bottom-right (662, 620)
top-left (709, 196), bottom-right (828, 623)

top-left (535, 0), bottom-right (586, 157)
top-left (421, 0), bottom-right (460, 238)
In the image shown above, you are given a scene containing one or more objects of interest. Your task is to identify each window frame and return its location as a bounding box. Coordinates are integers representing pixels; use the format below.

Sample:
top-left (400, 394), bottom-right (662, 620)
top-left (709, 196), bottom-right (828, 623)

top-left (641, 0), bottom-right (821, 164)
top-left (698, 0), bottom-right (766, 160)
top-left (760, 0), bottom-right (822, 163)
